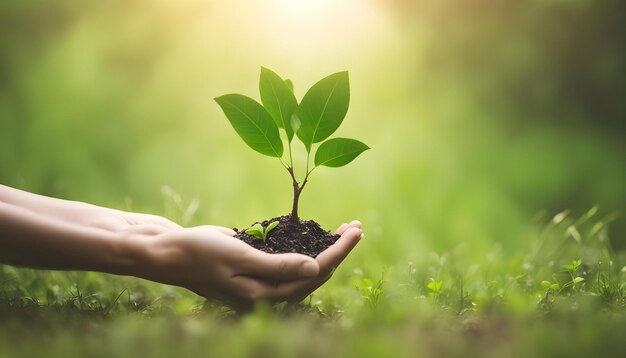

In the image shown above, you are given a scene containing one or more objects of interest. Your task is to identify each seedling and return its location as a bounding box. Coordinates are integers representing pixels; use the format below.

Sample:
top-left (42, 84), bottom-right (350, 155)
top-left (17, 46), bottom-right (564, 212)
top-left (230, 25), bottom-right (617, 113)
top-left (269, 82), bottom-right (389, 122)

top-left (427, 278), bottom-right (443, 303)
top-left (245, 221), bottom-right (279, 243)
top-left (560, 259), bottom-right (586, 292)
top-left (215, 67), bottom-right (369, 223)
top-left (354, 270), bottom-right (385, 309)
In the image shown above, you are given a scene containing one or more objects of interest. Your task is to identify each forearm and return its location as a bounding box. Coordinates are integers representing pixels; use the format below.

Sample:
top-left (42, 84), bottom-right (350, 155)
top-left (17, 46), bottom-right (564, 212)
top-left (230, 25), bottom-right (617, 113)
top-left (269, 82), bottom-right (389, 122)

top-left (0, 201), bottom-right (147, 276)
top-left (0, 184), bottom-right (121, 228)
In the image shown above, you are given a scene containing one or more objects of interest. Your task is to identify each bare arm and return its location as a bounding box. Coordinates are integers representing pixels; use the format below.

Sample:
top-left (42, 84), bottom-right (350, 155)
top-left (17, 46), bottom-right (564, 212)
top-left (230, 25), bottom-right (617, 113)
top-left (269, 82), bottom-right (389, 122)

top-left (0, 200), bottom-right (142, 274)
top-left (0, 185), bottom-right (363, 310)
top-left (0, 184), bottom-right (115, 225)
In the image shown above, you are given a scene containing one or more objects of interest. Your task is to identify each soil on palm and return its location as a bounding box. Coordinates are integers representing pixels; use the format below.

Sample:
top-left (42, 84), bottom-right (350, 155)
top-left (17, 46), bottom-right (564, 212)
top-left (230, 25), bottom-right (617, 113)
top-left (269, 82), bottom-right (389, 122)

top-left (234, 215), bottom-right (340, 258)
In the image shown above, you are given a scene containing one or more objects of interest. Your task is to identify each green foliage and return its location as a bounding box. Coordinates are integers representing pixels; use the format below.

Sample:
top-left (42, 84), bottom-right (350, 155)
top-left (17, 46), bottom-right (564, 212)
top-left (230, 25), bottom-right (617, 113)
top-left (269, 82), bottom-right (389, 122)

top-left (215, 68), bottom-right (368, 219)
top-left (295, 71), bottom-right (350, 152)
top-left (259, 67), bottom-right (297, 142)
top-left (214, 94), bottom-right (284, 158)
top-left (427, 278), bottom-right (443, 303)
top-left (245, 221), bottom-right (279, 243)
top-left (315, 138), bottom-right (370, 168)
top-left (354, 269), bottom-right (385, 309)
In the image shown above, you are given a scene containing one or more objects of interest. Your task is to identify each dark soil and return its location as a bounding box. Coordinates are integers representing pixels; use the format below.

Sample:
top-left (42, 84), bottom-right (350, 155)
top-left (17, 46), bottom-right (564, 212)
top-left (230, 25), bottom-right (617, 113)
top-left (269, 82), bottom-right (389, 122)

top-left (234, 215), bottom-right (340, 258)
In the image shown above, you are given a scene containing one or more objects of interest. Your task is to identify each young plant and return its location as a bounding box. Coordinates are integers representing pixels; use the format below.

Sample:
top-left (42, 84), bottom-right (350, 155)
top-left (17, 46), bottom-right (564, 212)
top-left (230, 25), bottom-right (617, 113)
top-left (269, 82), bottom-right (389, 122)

top-left (245, 221), bottom-right (279, 243)
top-left (427, 278), bottom-right (443, 303)
top-left (560, 259), bottom-right (586, 292)
top-left (354, 269), bottom-right (386, 309)
top-left (215, 67), bottom-right (369, 223)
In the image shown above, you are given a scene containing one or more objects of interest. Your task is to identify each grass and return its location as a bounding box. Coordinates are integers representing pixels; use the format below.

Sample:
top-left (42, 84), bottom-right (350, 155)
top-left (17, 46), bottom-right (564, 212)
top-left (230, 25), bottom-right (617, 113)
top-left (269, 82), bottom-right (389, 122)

top-left (1, 203), bottom-right (624, 357)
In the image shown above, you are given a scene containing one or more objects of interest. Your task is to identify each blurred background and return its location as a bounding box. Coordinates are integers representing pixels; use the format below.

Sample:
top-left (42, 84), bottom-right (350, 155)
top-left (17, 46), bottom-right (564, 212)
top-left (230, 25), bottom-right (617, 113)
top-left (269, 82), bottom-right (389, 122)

top-left (1, 0), bottom-right (624, 267)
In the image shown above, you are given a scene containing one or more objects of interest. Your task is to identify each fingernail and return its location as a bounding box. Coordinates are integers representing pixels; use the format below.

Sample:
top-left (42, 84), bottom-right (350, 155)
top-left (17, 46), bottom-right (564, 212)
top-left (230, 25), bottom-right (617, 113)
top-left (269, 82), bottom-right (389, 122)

top-left (360, 233), bottom-right (365, 239)
top-left (300, 261), bottom-right (319, 277)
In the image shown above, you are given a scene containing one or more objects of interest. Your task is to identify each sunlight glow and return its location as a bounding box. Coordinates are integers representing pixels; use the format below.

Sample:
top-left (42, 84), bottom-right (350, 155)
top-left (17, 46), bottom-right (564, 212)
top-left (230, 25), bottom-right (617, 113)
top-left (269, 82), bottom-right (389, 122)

top-left (273, 0), bottom-right (334, 17)
top-left (214, 0), bottom-right (390, 62)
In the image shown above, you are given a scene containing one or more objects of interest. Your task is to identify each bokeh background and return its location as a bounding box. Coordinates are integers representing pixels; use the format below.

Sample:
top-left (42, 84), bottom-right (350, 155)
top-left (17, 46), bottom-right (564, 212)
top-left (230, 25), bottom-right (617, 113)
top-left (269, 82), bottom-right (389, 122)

top-left (1, 0), bottom-right (623, 257)
top-left (1, 1), bottom-right (626, 355)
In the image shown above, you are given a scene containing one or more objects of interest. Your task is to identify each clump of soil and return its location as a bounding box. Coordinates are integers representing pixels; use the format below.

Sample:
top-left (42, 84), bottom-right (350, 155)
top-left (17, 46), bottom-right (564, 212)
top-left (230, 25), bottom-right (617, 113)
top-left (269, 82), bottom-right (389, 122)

top-left (234, 215), bottom-right (339, 258)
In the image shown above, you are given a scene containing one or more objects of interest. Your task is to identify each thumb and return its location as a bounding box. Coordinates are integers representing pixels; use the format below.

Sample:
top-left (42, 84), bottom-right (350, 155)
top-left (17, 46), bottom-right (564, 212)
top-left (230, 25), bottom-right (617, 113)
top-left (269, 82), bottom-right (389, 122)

top-left (239, 251), bottom-right (320, 280)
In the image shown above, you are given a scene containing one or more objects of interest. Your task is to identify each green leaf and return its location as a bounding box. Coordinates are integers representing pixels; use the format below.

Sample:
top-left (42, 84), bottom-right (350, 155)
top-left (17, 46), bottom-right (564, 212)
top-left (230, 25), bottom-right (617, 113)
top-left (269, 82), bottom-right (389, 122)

top-left (214, 94), bottom-right (283, 157)
top-left (245, 223), bottom-right (266, 241)
top-left (265, 220), bottom-right (279, 234)
top-left (290, 112), bottom-right (301, 134)
top-left (574, 259), bottom-right (582, 267)
top-left (573, 277), bottom-right (585, 284)
top-left (259, 67), bottom-right (298, 141)
top-left (284, 79), bottom-right (294, 92)
top-left (314, 138), bottom-right (369, 167)
top-left (427, 280), bottom-right (442, 291)
top-left (561, 264), bottom-right (574, 271)
top-left (296, 71), bottom-right (350, 151)
top-left (245, 228), bottom-right (264, 239)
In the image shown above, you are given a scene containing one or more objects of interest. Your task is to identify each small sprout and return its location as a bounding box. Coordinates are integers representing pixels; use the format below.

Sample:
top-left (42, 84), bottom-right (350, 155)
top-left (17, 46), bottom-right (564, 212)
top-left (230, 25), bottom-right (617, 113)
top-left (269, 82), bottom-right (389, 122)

top-left (541, 280), bottom-right (560, 291)
top-left (427, 278), bottom-right (443, 303)
top-left (355, 271), bottom-right (385, 309)
top-left (573, 277), bottom-right (585, 284)
top-left (245, 221), bottom-right (280, 243)
top-left (561, 259), bottom-right (582, 272)
top-left (560, 259), bottom-right (585, 292)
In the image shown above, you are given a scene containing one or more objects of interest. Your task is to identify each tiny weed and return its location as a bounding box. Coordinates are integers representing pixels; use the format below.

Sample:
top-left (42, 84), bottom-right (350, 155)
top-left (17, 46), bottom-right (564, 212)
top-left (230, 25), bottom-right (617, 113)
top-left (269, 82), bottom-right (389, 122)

top-left (427, 278), bottom-right (443, 303)
top-left (354, 269), bottom-right (385, 309)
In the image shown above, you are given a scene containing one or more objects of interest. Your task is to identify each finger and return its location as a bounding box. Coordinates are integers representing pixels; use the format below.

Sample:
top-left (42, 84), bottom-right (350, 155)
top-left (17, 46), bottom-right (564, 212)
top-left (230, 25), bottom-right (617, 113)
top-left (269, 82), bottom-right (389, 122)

top-left (188, 285), bottom-right (251, 313)
top-left (335, 223), bottom-right (348, 235)
top-left (269, 278), bottom-right (319, 303)
top-left (193, 225), bottom-right (236, 236)
top-left (229, 275), bottom-right (316, 306)
top-left (238, 227), bottom-right (363, 305)
top-left (290, 268), bottom-right (336, 303)
top-left (287, 227), bottom-right (363, 303)
top-left (335, 220), bottom-right (362, 235)
top-left (317, 227), bottom-right (363, 275)
top-left (202, 276), bottom-right (258, 312)
top-left (238, 251), bottom-right (320, 280)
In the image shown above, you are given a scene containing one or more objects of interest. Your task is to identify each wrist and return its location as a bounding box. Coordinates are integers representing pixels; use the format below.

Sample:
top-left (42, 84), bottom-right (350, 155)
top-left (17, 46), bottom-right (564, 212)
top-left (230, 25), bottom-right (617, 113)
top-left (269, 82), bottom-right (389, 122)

top-left (112, 232), bottom-right (187, 286)
top-left (105, 232), bottom-right (156, 278)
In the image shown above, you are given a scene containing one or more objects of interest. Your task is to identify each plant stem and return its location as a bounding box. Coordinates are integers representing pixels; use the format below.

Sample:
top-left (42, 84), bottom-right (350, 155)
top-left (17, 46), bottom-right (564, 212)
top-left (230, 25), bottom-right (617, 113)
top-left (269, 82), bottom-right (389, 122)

top-left (287, 167), bottom-right (309, 223)
top-left (288, 140), bottom-right (294, 168)
top-left (305, 150), bottom-right (310, 176)
top-left (279, 157), bottom-right (290, 170)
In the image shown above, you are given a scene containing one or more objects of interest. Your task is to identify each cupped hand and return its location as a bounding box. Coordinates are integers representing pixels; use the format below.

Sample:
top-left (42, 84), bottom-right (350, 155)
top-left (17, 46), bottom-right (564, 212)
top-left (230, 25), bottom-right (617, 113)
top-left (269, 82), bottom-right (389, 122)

top-left (133, 220), bottom-right (362, 311)
top-left (290, 220), bottom-right (363, 303)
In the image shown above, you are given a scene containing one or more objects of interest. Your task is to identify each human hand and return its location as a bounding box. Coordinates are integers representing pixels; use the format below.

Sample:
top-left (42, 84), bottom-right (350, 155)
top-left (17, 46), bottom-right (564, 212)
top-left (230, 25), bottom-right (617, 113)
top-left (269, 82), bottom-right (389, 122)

top-left (133, 221), bottom-right (362, 311)
top-left (290, 220), bottom-right (363, 303)
top-left (0, 185), bottom-right (363, 308)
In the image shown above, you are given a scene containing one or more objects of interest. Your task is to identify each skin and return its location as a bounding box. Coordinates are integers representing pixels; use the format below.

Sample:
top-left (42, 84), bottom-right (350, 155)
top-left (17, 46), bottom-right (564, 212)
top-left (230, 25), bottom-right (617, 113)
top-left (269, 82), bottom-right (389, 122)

top-left (0, 184), bottom-right (363, 311)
